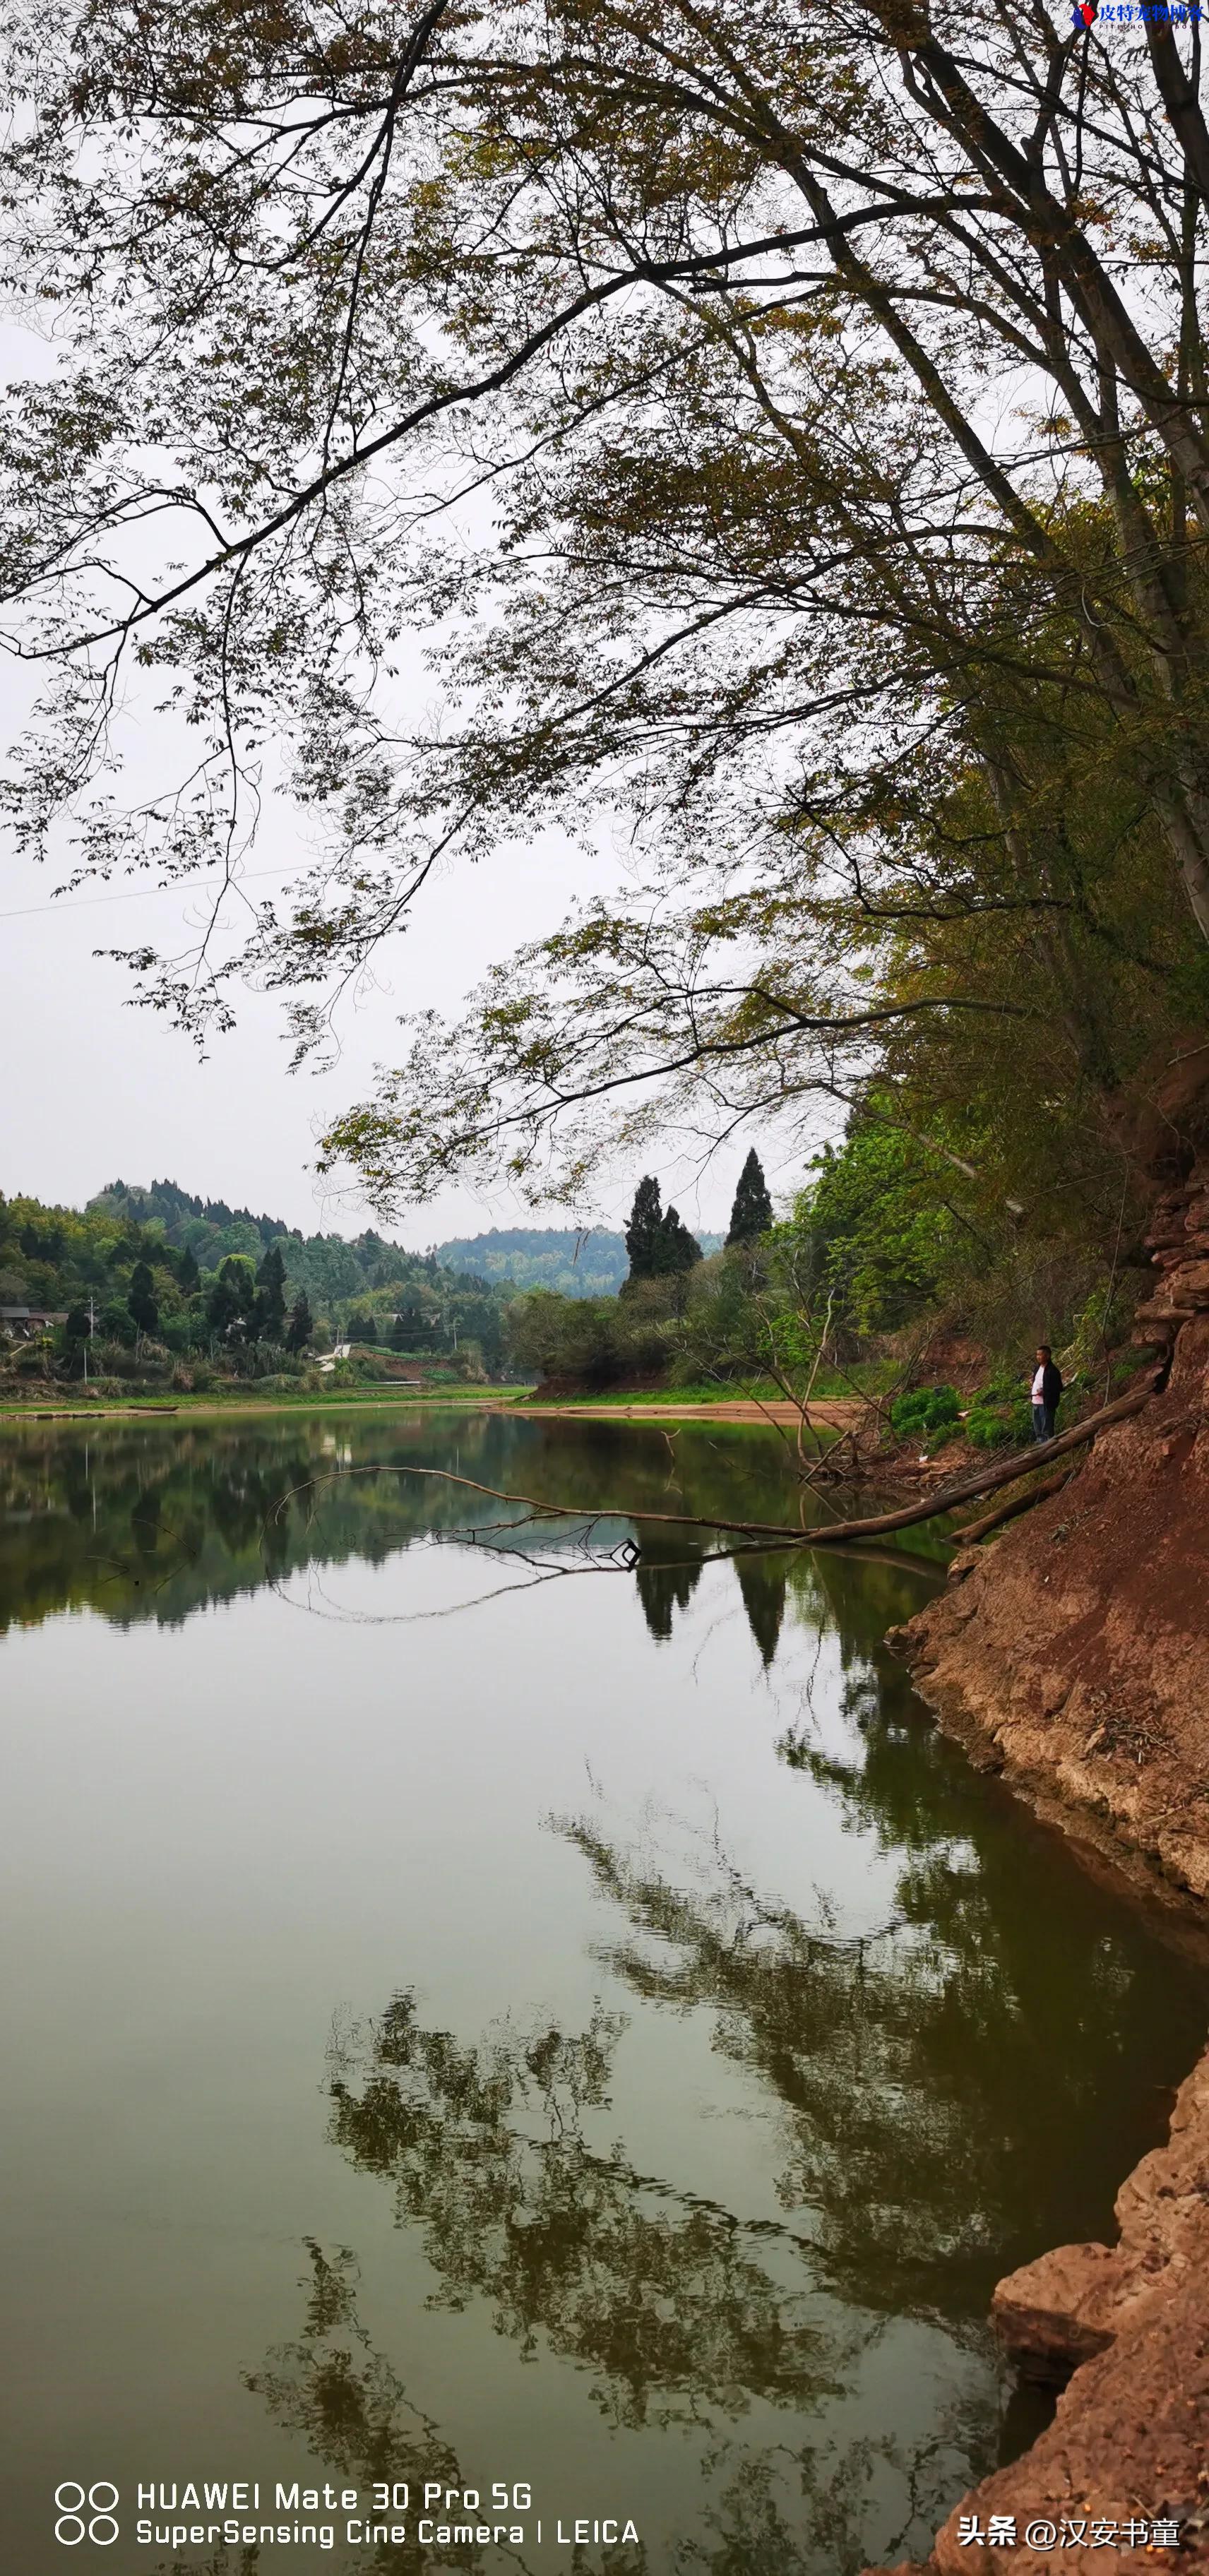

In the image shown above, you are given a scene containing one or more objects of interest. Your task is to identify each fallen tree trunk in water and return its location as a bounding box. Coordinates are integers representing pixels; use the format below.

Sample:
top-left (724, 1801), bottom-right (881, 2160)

top-left (269, 1376), bottom-right (1157, 1554)
top-left (953, 1463), bottom-right (1074, 1548)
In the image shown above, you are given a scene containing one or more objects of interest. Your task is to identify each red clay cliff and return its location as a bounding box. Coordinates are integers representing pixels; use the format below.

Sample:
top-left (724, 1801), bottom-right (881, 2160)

top-left (866, 1164), bottom-right (1209, 2574)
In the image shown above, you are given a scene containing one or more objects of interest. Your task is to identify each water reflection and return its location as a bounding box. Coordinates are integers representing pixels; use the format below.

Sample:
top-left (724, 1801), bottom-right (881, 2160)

top-left (244, 1654), bottom-right (1209, 2565)
top-left (326, 1994), bottom-right (842, 2431)
top-left (6, 1411), bottom-right (1206, 2576)
top-left (0, 1411), bottom-right (936, 1659)
top-left (247, 2247), bottom-right (470, 2575)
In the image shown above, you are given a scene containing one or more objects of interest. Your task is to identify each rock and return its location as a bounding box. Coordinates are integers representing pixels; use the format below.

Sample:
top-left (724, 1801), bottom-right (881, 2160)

top-left (992, 2240), bottom-right (1117, 2371)
top-left (919, 2046), bottom-right (1209, 2570)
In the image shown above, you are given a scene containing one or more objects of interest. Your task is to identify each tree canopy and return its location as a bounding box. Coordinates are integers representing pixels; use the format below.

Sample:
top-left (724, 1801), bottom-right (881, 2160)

top-left (727, 1150), bottom-right (774, 1248)
top-left (2, 0), bottom-right (1209, 1252)
top-left (623, 1176), bottom-right (703, 1284)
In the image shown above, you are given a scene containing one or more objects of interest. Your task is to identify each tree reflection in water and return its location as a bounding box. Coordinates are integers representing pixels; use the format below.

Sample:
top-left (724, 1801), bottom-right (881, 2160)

top-left (243, 1735), bottom-right (1209, 2572)
top-left (246, 2243), bottom-right (474, 2576)
top-left (11, 1417), bottom-right (1203, 2567)
top-left (247, 2237), bottom-right (984, 2576)
top-left (324, 1995), bottom-right (843, 2429)
top-left (247, 1987), bottom-right (986, 2575)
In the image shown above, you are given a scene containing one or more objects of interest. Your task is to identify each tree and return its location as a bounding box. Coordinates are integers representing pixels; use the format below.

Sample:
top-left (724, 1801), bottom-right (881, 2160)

top-left (8, 0), bottom-right (1209, 1142)
top-left (206, 1256), bottom-right (256, 1340)
top-left (127, 1262), bottom-right (159, 1340)
top-left (177, 1244), bottom-right (200, 1293)
top-left (252, 1243), bottom-right (287, 1341)
top-left (62, 1304), bottom-right (92, 1353)
top-left (623, 1179), bottom-right (667, 1285)
top-left (726, 1151), bottom-right (773, 1249)
top-left (660, 1206), bottom-right (702, 1280)
top-left (285, 1292), bottom-right (313, 1354)
top-left (622, 1178), bottom-right (702, 1290)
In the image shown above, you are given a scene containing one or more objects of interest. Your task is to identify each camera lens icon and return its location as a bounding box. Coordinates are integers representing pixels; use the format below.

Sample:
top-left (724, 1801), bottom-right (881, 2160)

top-left (54, 2483), bottom-right (119, 2546)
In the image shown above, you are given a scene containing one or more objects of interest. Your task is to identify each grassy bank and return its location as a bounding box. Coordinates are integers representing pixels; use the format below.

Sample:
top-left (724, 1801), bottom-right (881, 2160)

top-left (0, 1383), bottom-right (523, 1420)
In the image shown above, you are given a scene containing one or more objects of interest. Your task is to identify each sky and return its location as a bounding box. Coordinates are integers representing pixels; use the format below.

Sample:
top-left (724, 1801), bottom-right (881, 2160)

top-left (1, 805), bottom-right (704, 1248)
top-left (0, 323), bottom-right (809, 1252)
top-left (0, 720), bottom-right (792, 1248)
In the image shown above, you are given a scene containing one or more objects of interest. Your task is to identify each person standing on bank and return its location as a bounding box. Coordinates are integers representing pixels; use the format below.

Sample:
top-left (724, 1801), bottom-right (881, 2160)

top-left (1031, 1345), bottom-right (1064, 1443)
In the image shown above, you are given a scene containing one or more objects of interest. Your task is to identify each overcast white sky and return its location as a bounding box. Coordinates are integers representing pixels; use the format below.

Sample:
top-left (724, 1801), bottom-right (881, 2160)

top-left (0, 716), bottom-right (790, 1247)
top-left (0, 315), bottom-right (804, 1250)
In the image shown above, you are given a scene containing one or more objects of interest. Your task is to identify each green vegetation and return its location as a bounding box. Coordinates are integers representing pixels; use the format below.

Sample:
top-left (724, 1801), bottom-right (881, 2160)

top-left (621, 1176), bottom-right (703, 1287)
top-left (726, 1150), bottom-right (774, 1250)
top-left (4, 14), bottom-right (1209, 1438)
top-left (889, 1387), bottom-right (962, 1445)
top-left (0, 1184), bottom-right (520, 1397)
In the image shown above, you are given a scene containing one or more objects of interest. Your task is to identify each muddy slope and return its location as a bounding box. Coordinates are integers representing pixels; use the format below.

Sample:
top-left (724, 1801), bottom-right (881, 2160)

top-left (896, 1184), bottom-right (1209, 1904)
top-left (866, 1171), bottom-right (1209, 2575)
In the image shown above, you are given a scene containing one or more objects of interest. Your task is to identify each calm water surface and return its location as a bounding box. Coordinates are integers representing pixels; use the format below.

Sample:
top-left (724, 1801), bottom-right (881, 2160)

top-left (1, 1409), bottom-right (1207, 2576)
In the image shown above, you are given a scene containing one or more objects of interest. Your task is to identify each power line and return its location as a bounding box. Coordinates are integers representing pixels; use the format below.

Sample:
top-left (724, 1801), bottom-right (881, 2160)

top-left (0, 862), bottom-right (299, 924)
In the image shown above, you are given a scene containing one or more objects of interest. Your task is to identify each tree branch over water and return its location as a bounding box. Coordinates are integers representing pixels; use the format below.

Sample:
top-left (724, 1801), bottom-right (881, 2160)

top-left (260, 1376), bottom-right (1157, 1570)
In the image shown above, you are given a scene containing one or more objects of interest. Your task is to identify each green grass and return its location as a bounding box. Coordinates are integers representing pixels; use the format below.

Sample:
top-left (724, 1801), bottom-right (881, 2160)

top-left (518, 1364), bottom-right (893, 1407)
top-left (0, 1382), bottom-right (523, 1417)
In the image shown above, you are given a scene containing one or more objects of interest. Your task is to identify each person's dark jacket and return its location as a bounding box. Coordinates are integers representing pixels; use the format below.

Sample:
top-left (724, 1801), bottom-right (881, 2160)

top-left (1040, 1359), bottom-right (1064, 1412)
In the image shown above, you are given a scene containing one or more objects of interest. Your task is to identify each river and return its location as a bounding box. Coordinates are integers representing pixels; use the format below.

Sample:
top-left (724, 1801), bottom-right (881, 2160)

top-left (1, 1408), bottom-right (1206, 2576)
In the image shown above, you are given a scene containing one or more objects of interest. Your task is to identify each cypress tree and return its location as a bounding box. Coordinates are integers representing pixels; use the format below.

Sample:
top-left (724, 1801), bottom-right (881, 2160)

top-left (624, 1176), bottom-right (666, 1281)
top-left (127, 1260), bottom-right (159, 1337)
top-left (659, 1204), bottom-right (702, 1274)
top-left (624, 1176), bottom-right (702, 1285)
top-left (726, 1148), bottom-right (773, 1246)
top-left (285, 1292), bottom-right (313, 1352)
top-left (253, 1242), bottom-right (287, 1339)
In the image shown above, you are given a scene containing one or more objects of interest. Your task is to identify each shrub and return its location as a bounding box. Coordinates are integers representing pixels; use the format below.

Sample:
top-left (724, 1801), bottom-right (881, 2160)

top-left (965, 1371), bottom-right (1032, 1449)
top-left (890, 1383), bottom-right (962, 1441)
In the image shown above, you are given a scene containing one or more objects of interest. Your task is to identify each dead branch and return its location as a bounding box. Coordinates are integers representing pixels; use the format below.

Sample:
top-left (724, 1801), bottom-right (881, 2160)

top-left (954, 1463), bottom-right (1074, 1547)
top-left (263, 1375), bottom-right (1155, 1554)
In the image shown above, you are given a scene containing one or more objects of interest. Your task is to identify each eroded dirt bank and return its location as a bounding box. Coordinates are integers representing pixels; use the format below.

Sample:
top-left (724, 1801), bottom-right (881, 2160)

top-left (866, 1173), bottom-right (1209, 2573)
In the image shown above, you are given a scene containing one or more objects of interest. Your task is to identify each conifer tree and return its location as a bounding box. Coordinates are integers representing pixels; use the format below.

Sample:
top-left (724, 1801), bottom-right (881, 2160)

top-left (127, 1260), bottom-right (158, 1338)
top-left (253, 1243), bottom-right (287, 1340)
top-left (726, 1150), bottom-right (773, 1247)
top-left (285, 1292), bottom-right (314, 1353)
top-left (624, 1177), bottom-right (667, 1282)
top-left (624, 1177), bottom-right (702, 1287)
top-left (660, 1205), bottom-right (703, 1275)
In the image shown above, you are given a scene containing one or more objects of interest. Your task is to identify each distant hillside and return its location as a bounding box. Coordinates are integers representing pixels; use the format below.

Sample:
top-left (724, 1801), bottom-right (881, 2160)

top-left (1, 1183), bottom-right (516, 1383)
top-left (90, 1177), bottom-right (469, 1308)
top-left (434, 1225), bottom-right (724, 1296)
top-left (87, 1186), bottom-right (723, 1307)
top-left (434, 1227), bottom-right (628, 1296)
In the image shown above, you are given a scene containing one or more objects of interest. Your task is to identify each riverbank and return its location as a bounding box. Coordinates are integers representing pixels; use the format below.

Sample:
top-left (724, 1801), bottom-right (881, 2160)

top-left (866, 1174), bottom-right (1209, 2575)
top-left (0, 1385), bottom-right (864, 1428)
top-left (496, 1394), bottom-right (862, 1426)
top-left (0, 1384), bottom-right (515, 1421)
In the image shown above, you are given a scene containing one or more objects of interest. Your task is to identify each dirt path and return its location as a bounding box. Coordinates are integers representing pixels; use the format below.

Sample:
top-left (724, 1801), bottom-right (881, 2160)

top-left (488, 1396), bottom-right (866, 1426)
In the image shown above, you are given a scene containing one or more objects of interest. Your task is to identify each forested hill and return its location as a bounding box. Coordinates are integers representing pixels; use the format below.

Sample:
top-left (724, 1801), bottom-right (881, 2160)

top-left (90, 1177), bottom-right (465, 1306)
top-left (435, 1225), bottom-right (723, 1296)
top-left (88, 1183), bottom-right (727, 1302)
